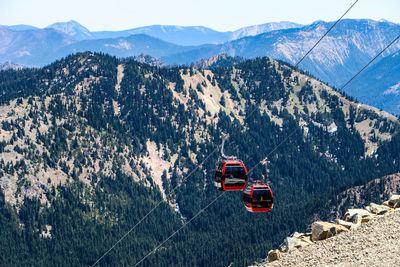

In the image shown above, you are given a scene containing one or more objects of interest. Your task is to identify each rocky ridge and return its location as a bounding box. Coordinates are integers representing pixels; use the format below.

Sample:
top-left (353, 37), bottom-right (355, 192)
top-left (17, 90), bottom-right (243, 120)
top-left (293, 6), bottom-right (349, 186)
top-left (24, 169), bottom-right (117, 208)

top-left (254, 194), bottom-right (400, 266)
top-left (192, 54), bottom-right (244, 69)
top-left (329, 172), bottom-right (400, 220)
top-left (132, 53), bottom-right (167, 67)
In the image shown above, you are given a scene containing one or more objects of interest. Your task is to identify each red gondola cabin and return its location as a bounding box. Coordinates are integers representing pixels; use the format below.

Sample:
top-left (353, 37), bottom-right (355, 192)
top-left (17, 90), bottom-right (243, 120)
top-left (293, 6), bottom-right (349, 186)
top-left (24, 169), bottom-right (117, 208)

top-left (215, 160), bottom-right (248, 191)
top-left (243, 181), bottom-right (273, 212)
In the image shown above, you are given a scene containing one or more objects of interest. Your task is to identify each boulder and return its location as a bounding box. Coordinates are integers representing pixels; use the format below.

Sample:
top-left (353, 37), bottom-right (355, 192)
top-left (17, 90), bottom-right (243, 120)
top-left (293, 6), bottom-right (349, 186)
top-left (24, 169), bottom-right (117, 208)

top-left (267, 249), bottom-right (281, 262)
top-left (311, 221), bottom-right (348, 241)
top-left (366, 203), bottom-right (390, 215)
top-left (343, 209), bottom-right (372, 224)
top-left (336, 219), bottom-right (353, 229)
top-left (388, 195), bottom-right (400, 208)
top-left (285, 237), bottom-right (301, 252)
top-left (343, 209), bottom-right (371, 221)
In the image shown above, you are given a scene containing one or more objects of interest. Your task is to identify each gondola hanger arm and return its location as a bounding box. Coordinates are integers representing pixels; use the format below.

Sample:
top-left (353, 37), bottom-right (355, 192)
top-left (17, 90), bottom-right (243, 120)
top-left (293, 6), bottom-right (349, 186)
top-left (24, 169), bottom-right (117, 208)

top-left (220, 132), bottom-right (236, 160)
top-left (261, 158), bottom-right (270, 182)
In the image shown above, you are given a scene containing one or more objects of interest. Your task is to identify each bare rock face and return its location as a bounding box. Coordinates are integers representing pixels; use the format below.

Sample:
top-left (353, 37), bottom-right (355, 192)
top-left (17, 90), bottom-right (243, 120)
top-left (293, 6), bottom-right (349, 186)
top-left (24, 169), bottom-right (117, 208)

top-left (311, 221), bottom-right (348, 241)
top-left (267, 249), bottom-right (281, 262)
top-left (388, 195), bottom-right (400, 208)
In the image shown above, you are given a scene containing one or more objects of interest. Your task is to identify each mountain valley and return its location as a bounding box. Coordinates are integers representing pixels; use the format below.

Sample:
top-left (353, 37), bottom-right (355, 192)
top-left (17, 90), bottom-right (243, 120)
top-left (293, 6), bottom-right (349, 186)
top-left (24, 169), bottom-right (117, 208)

top-left (0, 52), bottom-right (400, 265)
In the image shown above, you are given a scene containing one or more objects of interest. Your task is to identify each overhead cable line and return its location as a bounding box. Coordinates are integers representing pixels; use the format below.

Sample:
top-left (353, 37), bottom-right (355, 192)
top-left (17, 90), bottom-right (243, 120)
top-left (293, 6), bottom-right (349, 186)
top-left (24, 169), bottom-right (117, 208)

top-left (90, 149), bottom-right (218, 267)
top-left (133, 193), bottom-right (226, 267)
top-left (133, 31), bottom-right (399, 267)
top-left (339, 34), bottom-right (400, 91)
top-left (251, 32), bottom-right (400, 175)
top-left (295, 0), bottom-right (358, 68)
top-left (130, 2), bottom-right (364, 265)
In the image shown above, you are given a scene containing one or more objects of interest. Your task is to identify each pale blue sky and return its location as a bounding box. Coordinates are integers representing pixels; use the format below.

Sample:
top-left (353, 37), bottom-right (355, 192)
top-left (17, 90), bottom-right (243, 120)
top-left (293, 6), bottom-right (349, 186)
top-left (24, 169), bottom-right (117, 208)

top-left (0, 0), bottom-right (399, 31)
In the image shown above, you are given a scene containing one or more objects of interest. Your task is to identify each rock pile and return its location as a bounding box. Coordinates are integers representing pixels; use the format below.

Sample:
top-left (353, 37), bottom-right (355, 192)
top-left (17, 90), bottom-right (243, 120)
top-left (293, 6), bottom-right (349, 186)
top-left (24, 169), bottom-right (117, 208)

top-left (262, 194), bottom-right (400, 265)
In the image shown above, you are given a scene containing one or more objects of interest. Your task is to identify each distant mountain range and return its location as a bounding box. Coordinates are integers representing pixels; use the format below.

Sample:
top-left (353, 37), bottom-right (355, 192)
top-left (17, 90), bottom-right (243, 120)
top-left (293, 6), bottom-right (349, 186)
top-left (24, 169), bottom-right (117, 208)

top-left (1, 20), bottom-right (303, 45)
top-left (0, 27), bottom-right (75, 66)
top-left (0, 19), bottom-right (399, 114)
top-left (162, 19), bottom-right (400, 82)
top-left (0, 20), bottom-right (303, 66)
top-left (46, 20), bottom-right (92, 40)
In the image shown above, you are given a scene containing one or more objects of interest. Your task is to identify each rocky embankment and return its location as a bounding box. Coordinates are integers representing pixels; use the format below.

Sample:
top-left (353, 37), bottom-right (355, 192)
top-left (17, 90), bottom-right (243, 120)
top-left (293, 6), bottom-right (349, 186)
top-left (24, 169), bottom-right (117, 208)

top-left (254, 195), bottom-right (400, 266)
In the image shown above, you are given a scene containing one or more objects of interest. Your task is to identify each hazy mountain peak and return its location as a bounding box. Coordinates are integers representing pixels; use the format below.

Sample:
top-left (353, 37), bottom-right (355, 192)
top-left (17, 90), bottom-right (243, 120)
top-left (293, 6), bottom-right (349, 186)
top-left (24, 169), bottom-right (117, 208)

top-left (0, 24), bottom-right (39, 31)
top-left (46, 20), bottom-right (92, 40)
top-left (230, 21), bottom-right (303, 40)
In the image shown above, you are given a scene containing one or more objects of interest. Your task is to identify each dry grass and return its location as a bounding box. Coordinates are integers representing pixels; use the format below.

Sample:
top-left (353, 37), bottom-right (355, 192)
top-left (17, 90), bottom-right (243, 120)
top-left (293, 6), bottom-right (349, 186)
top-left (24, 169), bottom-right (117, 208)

top-left (139, 141), bottom-right (177, 200)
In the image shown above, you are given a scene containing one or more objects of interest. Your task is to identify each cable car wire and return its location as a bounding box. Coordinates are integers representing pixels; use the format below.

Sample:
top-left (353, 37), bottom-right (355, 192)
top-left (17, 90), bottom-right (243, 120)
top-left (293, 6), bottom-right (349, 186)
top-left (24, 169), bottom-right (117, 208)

top-left (132, 32), bottom-right (400, 266)
top-left (339, 34), bottom-right (400, 91)
top-left (250, 32), bottom-right (400, 176)
top-left (133, 192), bottom-right (227, 267)
top-left (90, 149), bottom-right (219, 267)
top-left (294, 0), bottom-right (358, 68)
top-left (91, 1), bottom-right (358, 265)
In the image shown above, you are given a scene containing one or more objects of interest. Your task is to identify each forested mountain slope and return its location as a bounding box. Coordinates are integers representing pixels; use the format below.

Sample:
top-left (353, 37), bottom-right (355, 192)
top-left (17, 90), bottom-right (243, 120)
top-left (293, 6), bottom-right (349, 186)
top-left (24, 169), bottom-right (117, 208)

top-left (344, 50), bottom-right (400, 115)
top-left (0, 52), bottom-right (400, 266)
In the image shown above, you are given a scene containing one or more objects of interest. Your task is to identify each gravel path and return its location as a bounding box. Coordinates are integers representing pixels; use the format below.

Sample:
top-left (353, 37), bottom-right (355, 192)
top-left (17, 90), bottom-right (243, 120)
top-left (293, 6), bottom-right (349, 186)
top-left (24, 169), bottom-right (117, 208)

top-left (264, 210), bottom-right (400, 266)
